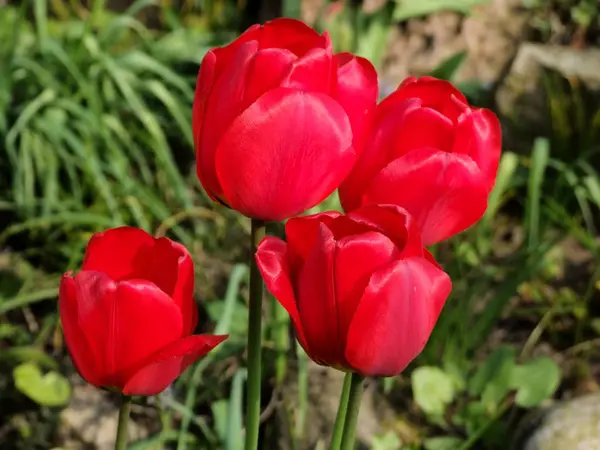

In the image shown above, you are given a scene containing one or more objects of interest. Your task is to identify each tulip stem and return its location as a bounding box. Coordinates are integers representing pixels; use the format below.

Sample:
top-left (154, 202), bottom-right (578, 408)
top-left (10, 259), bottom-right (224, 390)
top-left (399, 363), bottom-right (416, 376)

top-left (115, 395), bottom-right (132, 450)
top-left (339, 373), bottom-right (365, 450)
top-left (329, 371), bottom-right (353, 450)
top-left (245, 218), bottom-right (266, 450)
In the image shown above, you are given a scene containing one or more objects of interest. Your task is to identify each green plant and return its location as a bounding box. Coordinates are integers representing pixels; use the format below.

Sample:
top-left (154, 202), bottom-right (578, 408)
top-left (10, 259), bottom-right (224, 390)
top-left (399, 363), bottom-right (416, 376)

top-left (0, 0), bottom-right (228, 267)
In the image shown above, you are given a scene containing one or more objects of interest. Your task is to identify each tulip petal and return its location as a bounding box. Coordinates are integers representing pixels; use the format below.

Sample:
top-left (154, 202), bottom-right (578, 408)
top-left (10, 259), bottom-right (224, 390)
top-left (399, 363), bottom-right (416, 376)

top-left (244, 48), bottom-right (296, 105)
top-left (345, 204), bottom-right (423, 258)
top-left (345, 257), bottom-right (451, 376)
top-left (255, 237), bottom-right (308, 351)
top-left (59, 274), bottom-right (103, 386)
top-left (193, 51), bottom-right (217, 151)
top-left (283, 47), bottom-right (333, 93)
top-left (200, 40), bottom-right (259, 199)
top-left (285, 211), bottom-right (341, 272)
top-left (396, 76), bottom-right (468, 122)
top-left (338, 98), bottom-right (421, 212)
top-left (212, 24), bottom-right (261, 78)
top-left (259, 18), bottom-right (330, 55)
top-left (334, 53), bottom-right (378, 154)
top-left (82, 227), bottom-right (155, 282)
top-left (74, 272), bottom-right (183, 388)
top-left (391, 107), bottom-right (454, 157)
top-left (363, 148), bottom-right (489, 245)
top-left (334, 232), bottom-right (401, 343)
top-left (296, 224), bottom-right (342, 367)
top-left (152, 238), bottom-right (197, 334)
top-left (215, 88), bottom-right (354, 221)
top-left (123, 334), bottom-right (227, 396)
top-left (453, 108), bottom-right (502, 191)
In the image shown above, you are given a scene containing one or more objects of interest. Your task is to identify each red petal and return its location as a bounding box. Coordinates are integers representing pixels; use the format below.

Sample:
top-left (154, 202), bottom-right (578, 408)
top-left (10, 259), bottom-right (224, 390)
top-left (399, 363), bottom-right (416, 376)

top-left (282, 47), bottom-right (333, 94)
top-left (59, 274), bottom-right (103, 386)
top-left (296, 224), bottom-right (342, 367)
top-left (255, 237), bottom-right (308, 351)
top-left (82, 228), bottom-right (193, 332)
top-left (123, 334), bottom-right (227, 396)
top-left (200, 40), bottom-right (259, 200)
top-left (395, 76), bottom-right (468, 122)
top-left (212, 24), bottom-right (261, 78)
top-left (259, 18), bottom-right (330, 56)
top-left (334, 231), bottom-right (401, 345)
top-left (193, 51), bottom-right (216, 151)
top-left (74, 272), bottom-right (183, 389)
top-left (391, 107), bottom-right (455, 157)
top-left (153, 239), bottom-right (196, 334)
top-left (363, 149), bottom-right (489, 245)
top-left (452, 108), bottom-right (502, 191)
top-left (285, 211), bottom-right (341, 273)
top-left (338, 98), bottom-right (421, 212)
top-left (82, 227), bottom-right (154, 282)
top-left (345, 257), bottom-right (451, 376)
top-left (345, 204), bottom-right (423, 258)
top-left (244, 48), bottom-right (296, 105)
top-left (334, 53), bottom-right (378, 155)
top-left (215, 88), bottom-right (354, 221)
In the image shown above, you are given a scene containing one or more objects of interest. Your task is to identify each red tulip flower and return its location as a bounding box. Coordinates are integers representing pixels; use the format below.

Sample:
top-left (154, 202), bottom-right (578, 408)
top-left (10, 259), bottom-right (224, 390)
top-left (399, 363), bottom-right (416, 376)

top-left (59, 227), bottom-right (227, 396)
top-left (255, 205), bottom-right (451, 376)
top-left (339, 76), bottom-right (502, 245)
top-left (193, 18), bottom-right (378, 221)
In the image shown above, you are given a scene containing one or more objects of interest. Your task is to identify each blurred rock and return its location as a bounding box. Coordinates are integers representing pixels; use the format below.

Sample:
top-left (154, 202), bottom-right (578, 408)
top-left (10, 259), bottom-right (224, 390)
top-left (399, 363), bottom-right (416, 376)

top-left (59, 380), bottom-right (150, 450)
top-left (381, 0), bottom-right (528, 88)
top-left (282, 361), bottom-right (395, 450)
top-left (495, 43), bottom-right (600, 151)
top-left (522, 393), bottom-right (600, 450)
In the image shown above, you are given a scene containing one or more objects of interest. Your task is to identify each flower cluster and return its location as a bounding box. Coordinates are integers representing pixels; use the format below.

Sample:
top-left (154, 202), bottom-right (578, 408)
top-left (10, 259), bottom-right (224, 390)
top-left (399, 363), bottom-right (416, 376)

top-left (58, 17), bottom-right (500, 442)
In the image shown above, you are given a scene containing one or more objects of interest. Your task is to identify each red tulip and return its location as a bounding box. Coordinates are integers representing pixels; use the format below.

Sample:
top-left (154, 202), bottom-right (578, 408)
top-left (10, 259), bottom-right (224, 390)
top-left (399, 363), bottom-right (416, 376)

top-left (255, 205), bottom-right (451, 376)
top-left (59, 227), bottom-right (227, 396)
top-left (339, 76), bottom-right (502, 245)
top-left (193, 18), bottom-right (378, 221)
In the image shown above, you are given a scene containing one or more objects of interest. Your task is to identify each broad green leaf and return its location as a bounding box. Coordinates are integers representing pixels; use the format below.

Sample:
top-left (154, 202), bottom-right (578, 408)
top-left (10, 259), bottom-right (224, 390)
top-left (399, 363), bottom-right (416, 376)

top-left (510, 356), bottom-right (560, 407)
top-left (412, 366), bottom-right (456, 416)
top-left (13, 362), bottom-right (71, 406)
top-left (424, 436), bottom-right (464, 450)
top-left (428, 51), bottom-right (467, 81)
top-left (372, 431), bottom-right (402, 450)
top-left (393, 0), bottom-right (490, 21)
top-left (469, 346), bottom-right (516, 411)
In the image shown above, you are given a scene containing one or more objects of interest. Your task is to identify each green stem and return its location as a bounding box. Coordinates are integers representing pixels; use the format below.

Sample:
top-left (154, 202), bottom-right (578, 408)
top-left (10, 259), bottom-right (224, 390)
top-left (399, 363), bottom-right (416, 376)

top-left (328, 372), bottom-right (353, 450)
top-left (339, 373), bottom-right (365, 450)
top-left (274, 300), bottom-right (290, 386)
top-left (245, 219), bottom-right (266, 450)
top-left (115, 395), bottom-right (132, 450)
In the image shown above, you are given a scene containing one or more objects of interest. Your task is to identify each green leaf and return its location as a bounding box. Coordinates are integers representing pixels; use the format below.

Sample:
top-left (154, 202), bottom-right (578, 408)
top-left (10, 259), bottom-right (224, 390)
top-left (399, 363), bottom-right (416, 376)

top-left (424, 436), bottom-right (464, 450)
top-left (13, 362), bottom-right (71, 406)
top-left (372, 431), bottom-right (402, 450)
top-left (428, 51), bottom-right (467, 81)
top-left (412, 366), bottom-right (456, 416)
top-left (393, 0), bottom-right (490, 21)
top-left (469, 346), bottom-right (516, 411)
top-left (510, 356), bottom-right (561, 407)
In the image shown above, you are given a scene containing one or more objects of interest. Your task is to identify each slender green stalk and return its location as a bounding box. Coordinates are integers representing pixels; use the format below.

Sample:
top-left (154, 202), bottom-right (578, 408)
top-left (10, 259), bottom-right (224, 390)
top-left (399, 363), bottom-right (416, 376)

top-left (245, 219), bottom-right (266, 450)
top-left (115, 395), bottom-right (132, 450)
top-left (339, 373), bottom-right (365, 450)
top-left (274, 300), bottom-right (290, 386)
top-left (328, 372), bottom-right (353, 450)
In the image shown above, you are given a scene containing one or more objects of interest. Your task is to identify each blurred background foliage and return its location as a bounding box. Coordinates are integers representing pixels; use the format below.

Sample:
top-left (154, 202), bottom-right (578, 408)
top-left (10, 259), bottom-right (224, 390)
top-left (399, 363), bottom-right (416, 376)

top-left (0, 0), bottom-right (599, 449)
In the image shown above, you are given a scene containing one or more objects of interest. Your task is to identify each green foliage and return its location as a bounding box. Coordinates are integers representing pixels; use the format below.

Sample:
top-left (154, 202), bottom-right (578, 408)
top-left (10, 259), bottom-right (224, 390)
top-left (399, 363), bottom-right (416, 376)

top-left (412, 366), bottom-right (458, 417)
top-left (13, 362), bottom-right (71, 406)
top-left (511, 357), bottom-right (561, 408)
top-left (393, 0), bottom-right (491, 21)
top-left (0, 0), bottom-right (227, 263)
